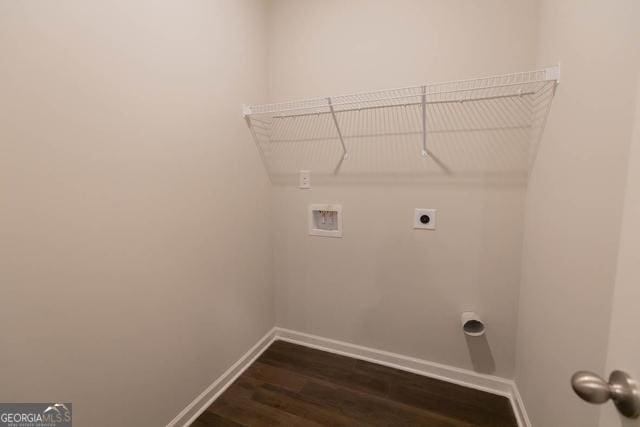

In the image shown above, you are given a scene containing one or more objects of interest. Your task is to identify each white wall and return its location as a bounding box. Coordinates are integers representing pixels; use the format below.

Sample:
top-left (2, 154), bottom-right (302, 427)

top-left (515, 1), bottom-right (640, 426)
top-left (0, 1), bottom-right (273, 426)
top-left (267, 0), bottom-right (538, 378)
top-left (5, 2), bottom-right (637, 425)
top-left (599, 72), bottom-right (640, 427)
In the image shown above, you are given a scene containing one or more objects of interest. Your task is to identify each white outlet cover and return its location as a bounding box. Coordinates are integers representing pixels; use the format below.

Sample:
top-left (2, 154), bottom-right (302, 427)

top-left (414, 208), bottom-right (437, 230)
top-left (299, 170), bottom-right (311, 189)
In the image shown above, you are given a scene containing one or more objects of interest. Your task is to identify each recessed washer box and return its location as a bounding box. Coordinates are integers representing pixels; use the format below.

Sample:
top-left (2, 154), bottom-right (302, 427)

top-left (309, 204), bottom-right (342, 238)
top-left (414, 208), bottom-right (437, 230)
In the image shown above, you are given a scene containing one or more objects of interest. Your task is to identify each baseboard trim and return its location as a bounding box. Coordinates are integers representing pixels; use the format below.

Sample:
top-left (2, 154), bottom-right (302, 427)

top-left (167, 326), bottom-right (530, 427)
top-left (510, 380), bottom-right (532, 427)
top-left (166, 327), bottom-right (277, 427)
top-left (274, 327), bottom-right (530, 427)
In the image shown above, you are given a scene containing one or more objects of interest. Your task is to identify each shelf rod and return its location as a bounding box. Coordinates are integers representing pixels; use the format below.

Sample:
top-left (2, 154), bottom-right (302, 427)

top-left (421, 85), bottom-right (427, 158)
top-left (249, 67), bottom-right (557, 116)
top-left (272, 90), bottom-right (536, 119)
top-left (327, 97), bottom-right (349, 161)
top-left (251, 79), bottom-right (551, 116)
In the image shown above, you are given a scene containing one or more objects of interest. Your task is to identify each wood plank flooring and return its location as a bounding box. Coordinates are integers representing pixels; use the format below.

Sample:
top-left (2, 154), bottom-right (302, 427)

top-left (192, 340), bottom-right (517, 426)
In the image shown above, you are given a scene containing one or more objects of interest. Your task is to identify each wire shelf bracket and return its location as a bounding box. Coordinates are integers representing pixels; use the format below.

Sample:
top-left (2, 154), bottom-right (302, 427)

top-left (327, 97), bottom-right (349, 161)
top-left (421, 85), bottom-right (428, 158)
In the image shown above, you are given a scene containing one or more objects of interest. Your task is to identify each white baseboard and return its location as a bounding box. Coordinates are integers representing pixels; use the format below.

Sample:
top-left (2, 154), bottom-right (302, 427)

top-left (510, 381), bottom-right (532, 427)
top-left (166, 327), bottom-right (277, 427)
top-left (167, 326), bottom-right (530, 427)
top-left (275, 328), bottom-right (530, 427)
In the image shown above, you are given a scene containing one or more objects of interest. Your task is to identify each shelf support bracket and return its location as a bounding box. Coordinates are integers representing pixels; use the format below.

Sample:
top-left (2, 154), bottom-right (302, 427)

top-left (421, 85), bottom-right (428, 158)
top-left (327, 97), bottom-right (349, 162)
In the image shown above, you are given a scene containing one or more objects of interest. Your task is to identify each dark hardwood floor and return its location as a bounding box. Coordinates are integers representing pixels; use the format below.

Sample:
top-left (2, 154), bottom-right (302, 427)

top-left (192, 340), bottom-right (517, 426)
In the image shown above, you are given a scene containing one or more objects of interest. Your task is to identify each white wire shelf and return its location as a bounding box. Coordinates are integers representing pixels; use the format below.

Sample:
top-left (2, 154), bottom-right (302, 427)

top-left (243, 66), bottom-right (559, 179)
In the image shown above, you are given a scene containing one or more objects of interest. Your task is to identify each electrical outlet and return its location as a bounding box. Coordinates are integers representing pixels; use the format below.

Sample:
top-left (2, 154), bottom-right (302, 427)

top-left (299, 170), bottom-right (311, 189)
top-left (414, 208), bottom-right (437, 230)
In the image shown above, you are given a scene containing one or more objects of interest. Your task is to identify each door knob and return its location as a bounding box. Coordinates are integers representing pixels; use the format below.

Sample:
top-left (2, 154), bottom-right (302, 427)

top-left (571, 370), bottom-right (640, 418)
